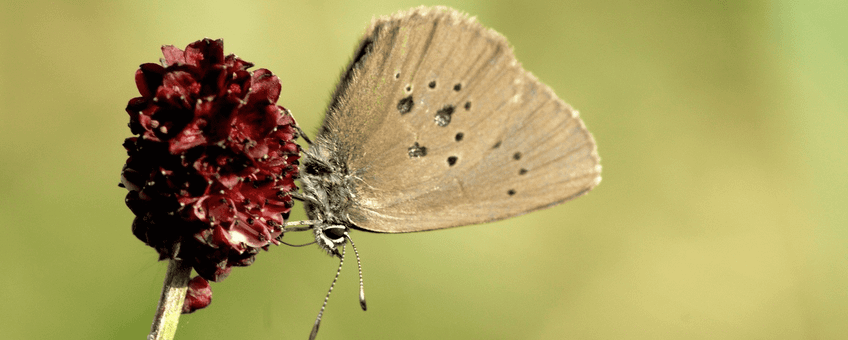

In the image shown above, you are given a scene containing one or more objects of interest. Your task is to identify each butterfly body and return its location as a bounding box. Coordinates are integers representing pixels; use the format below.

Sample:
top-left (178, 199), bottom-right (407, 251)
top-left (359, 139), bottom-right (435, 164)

top-left (299, 134), bottom-right (359, 255)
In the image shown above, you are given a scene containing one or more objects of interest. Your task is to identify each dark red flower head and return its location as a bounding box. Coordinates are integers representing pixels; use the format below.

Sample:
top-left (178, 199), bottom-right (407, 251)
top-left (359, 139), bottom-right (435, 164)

top-left (121, 39), bottom-right (300, 285)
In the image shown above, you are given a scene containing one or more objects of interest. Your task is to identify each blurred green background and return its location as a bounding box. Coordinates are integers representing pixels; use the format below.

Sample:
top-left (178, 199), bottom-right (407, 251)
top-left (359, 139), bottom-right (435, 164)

top-left (1, 0), bottom-right (846, 339)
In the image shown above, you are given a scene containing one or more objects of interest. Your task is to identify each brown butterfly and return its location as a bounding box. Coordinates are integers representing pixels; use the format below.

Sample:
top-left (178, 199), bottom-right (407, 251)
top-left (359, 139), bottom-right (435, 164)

top-left (283, 6), bottom-right (601, 339)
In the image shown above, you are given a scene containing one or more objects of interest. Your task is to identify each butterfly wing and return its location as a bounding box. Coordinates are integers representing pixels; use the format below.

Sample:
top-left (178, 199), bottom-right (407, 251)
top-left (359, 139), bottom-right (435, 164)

top-left (317, 6), bottom-right (601, 233)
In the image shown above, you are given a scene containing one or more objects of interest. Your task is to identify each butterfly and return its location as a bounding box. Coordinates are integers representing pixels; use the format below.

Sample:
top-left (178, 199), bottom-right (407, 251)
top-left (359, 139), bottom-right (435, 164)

top-left (283, 6), bottom-right (601, 339)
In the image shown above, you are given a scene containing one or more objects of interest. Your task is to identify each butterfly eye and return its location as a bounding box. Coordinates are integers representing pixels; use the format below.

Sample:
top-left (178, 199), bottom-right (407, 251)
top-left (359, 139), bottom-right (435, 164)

top-left (323, 227), bottom-right (346, 241)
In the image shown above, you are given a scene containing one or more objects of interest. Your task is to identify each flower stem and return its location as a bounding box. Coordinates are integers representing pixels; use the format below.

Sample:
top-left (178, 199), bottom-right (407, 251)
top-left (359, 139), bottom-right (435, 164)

top-left (149, 259), bottom-right (192, 340)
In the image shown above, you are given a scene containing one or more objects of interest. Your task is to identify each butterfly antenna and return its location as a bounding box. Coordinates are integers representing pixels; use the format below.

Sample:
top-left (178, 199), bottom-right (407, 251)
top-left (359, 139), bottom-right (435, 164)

top-left (309, 244), bottom-right (345, 340)
top-left (345, 233), bottom-right (367, 311)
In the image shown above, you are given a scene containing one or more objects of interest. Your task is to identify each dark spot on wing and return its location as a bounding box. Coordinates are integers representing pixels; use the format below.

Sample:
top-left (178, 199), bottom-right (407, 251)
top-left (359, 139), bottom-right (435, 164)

top-left (507, 189), bottom-right (516, 196)
top-left (453, 83), bottom-right (462, 91)
top-left (408, 142), bottom-right (427, 158)
top-left (513, 152), bottom-right (522, 160)
top-left (428, 81), bottom-right (436, 89)
top-left (464, 101), bottom-right (471, 110)
top-left (455, 132), bottom-right (464, 142)
top-left (434, 105), bottom-right (455, 127)
top-left (397, 95), bottom-right (414, 114)
top-left (447, 156), bottom-right (458, 166)
top-left (519, 168), bottom-right (528, 175)
top-left (493, 141), bottom-right (502, 149)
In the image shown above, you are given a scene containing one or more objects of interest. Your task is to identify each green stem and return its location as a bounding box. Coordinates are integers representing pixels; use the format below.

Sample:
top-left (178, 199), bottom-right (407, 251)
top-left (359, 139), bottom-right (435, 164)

top-left (149, 259), bottom-right (192, 340)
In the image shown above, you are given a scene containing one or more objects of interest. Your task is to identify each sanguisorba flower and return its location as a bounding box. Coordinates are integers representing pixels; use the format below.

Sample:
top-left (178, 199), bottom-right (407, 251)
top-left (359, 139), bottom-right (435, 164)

top-left (121, 39), bottom-right (300, 307)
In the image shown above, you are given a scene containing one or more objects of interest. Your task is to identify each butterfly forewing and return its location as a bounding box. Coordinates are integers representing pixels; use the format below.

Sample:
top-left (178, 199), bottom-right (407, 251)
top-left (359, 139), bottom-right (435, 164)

top-left (318, 6), bottom-right (601, 233)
